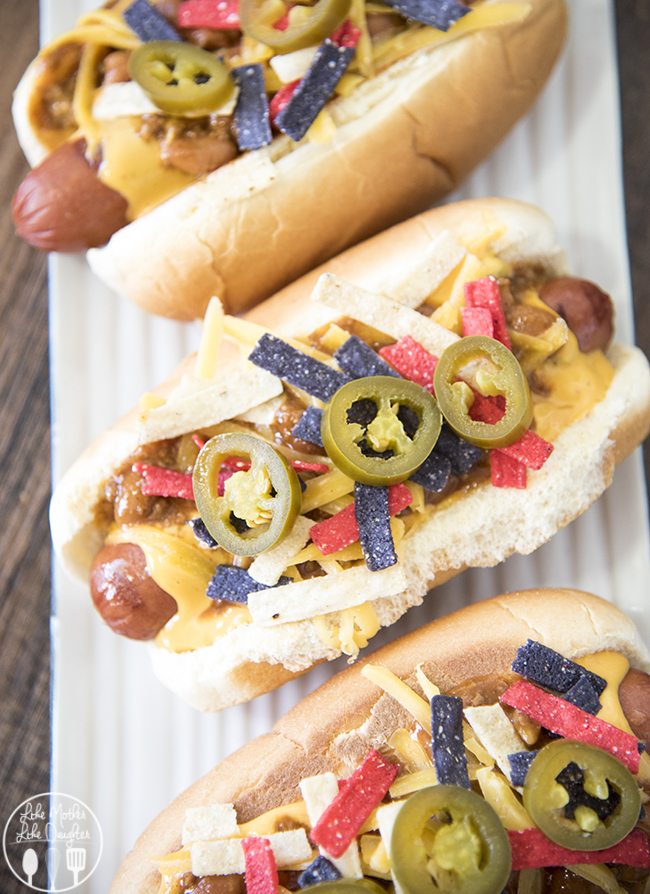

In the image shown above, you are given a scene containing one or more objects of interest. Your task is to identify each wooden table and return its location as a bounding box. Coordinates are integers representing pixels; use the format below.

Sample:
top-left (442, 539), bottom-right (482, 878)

top-left (0, 2), bottom-right (647, 888)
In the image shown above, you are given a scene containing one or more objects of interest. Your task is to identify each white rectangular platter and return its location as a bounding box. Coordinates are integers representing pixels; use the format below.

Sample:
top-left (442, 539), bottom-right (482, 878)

top-left (44, 1), bottom-right (650, 890)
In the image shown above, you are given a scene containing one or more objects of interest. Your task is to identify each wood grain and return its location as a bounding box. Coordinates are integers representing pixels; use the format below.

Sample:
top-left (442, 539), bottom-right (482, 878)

top-left (0, 1), bottom-right (50, 891)
top-left (0, 3), bottom-right (647, 892)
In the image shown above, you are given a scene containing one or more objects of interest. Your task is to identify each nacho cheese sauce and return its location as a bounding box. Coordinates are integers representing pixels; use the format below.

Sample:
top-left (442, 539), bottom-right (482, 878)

top-left (95, 234), bottom-right (614, 655)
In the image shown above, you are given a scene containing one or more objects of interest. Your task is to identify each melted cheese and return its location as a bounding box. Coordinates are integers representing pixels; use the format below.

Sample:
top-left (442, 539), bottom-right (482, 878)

top-left (576, 651), bottom-right (650, 786)
top-left (532, 331), bottom-right (613, 442)
top-left (372, 2), bottom-right (532, 70)
top-left (97, 118), bottom-right (197, 218)
top-left (238, 801), bottom-right (310, 836)
top-left (107, 525), bottom-right (249, 652)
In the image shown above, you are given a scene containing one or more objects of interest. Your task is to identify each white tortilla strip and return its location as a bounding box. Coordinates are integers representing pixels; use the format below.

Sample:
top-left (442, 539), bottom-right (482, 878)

top-left (312, 274), bottom-right (459, 356)
top-left (464, 703), bottom-right (527, 779)
top-left (248, 517), bottom-right (314, 586)
top-left (383, 230), bottom-right (467, 307)
top-left (191, 829), bottom-right (312, 876)
top-left (247, 564), bottom-right (407, 626)
top-left (182, 804), bottom-right (239, 846)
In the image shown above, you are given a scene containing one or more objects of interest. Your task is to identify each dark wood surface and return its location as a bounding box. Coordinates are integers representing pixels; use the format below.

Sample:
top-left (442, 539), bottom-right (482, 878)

top-left (0, 1), bottom-right (647, 890)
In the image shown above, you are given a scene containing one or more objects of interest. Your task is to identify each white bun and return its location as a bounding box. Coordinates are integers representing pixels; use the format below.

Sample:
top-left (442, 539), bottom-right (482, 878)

top-left (109, 588), bottom-right (650, 893)
top-left (13, 0), bottom-right (566, 319)
top-left (50, 199), bottom-right (650, 711)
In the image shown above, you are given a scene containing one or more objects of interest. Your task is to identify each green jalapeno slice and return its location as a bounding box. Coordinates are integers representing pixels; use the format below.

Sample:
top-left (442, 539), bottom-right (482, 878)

top-left (128, 41), bottom-right (234, 115)
top-left (523, 740), bottom-right (641, 852)
top-left (192, 433), bottom-right (301, 556)
top-left (390, 785), bottom-right (511, 894)
top-left (321, 376), bottom-right (442, 486)
top-left (239, 0), bottom-right (351, 53)
top-left (306, 883), bottom-right (386, 894)
top-left (433, 336), bottom-right (533, 448)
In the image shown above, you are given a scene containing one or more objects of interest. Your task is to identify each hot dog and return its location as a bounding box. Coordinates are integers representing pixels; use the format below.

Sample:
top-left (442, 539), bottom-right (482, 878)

top-left (12, 0), bottom-right (566, 318)
top-left (49, 199), bottom-right (650, 711)
top-left (109, 589), bottom-right (650, 894)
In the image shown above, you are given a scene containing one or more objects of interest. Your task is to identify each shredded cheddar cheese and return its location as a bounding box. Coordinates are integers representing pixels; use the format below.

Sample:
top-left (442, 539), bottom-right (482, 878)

top-left (196, 297), bottom-right (225, 380)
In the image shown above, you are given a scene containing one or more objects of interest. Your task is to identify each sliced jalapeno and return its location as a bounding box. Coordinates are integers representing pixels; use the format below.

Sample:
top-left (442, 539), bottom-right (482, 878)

top-left (523, 740), bottom-right (641, 852)
top-left (128, 41), bottom-right (234, 115)
top-left (307, 883), bottom-right (385, 894)
top-left (192, 433), bottom-right (301, 556)
top-left (433, 336), bottom-right (533, 448)
top-left (239, 0), bottom-right (351, 53)
top-left (321, 376), bottom-right (442, 486)
top-left (391, 785), bottom-right (511, 894)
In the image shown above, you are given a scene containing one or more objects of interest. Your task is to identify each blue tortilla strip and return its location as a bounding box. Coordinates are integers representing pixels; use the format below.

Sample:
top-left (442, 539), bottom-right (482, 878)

top-left (276, 40), bottom-right (355, 142)
top-left (291, 407), bottom-right (324, 448)
top-left (354, 483), bottom-right (397, 572)
top-left (512, 640), bottom-right (607, 696)
top-left (124, 0), bottom-right (182, 41)
top-left (249, 334), bottom-right (349, 402)
top-left (410, 447), bottom-right (452, 493)
top-left (189, 517), bottom-right (218, 548)
top-left (433, 425), bottom-right (483, 475)
top-left (431, 695), bottom-right (470, 788)
top-left (382, 0), bottom-right (469, 30)
top-left (508, 751), bottom-right (538, 787)
top-left (334, 336), bottom-right (398, 380)
top-left (564, 676), bottom-right (602, 715)
top-left (298, 856), bottom-right (342, 888)
top-left (207, 565), bottom-right (291, 604)
top-left (232, 65), bottom-right (272, 150)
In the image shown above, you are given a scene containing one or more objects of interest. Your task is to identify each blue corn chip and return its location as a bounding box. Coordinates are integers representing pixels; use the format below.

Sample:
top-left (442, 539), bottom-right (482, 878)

top-left (276, 40), bottom-right (355, 142)
top-left (512, 640), bottom-right (607, 696)
top-left (564, 676), bottom-right (602, 715)
top-left (334, 336), bottom-right (398, 380)
top-left (298, 856), bottom-right (342, 888)
top-left (431, 695), bottom-right (470, 788)
top-left (508, 751), bottom-right (538, 787)
top-left (291, 407), bottom-right (324, 448)
top-left (354, 483), bottom-right (397, 572)
top-left (434, 425), bottom-right (483, 475)
top-left (249, 334), bottom-right (349, 402)
top-left (410, 448), bottom-right (452, 493)
top-left (123, 0), bottom-right (182, 41)
top-left (207, 565), bottom-right (291, 604)
top-left (232, 65), bottom-right (272, 150)
top-left (189, 517), bottom-right (218, 548)
top-left (382, 0), bottom-right (469, 30)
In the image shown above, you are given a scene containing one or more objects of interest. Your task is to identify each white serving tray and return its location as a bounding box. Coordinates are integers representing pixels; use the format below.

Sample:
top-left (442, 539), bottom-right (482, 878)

top-left (44, 1), bottom-right (649, 890)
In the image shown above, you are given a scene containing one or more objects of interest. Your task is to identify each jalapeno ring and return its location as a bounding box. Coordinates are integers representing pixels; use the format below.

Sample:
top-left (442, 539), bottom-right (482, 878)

top-left (390, 785), bottom-right (512, 894)
top-left (128, 41), bottom-right (234, 115)
top-left (306, 883), bottom-right (385, 894)
top-left (523, 740), bottom-right (641, 852)
top-left (192, 433), bottom-right (302, 556)
top-left (433, 336), bottom-right (533, 448)
top-left (239, 0), bottom-right (352, 53)
top-left (321, 376), bottom-right (442, 486)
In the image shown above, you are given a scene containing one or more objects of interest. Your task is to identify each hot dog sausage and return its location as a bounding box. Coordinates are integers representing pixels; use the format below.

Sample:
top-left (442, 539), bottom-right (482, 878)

top-left (12, 139), bottom-right (129, 251)
top-left (90, 543), bottom-right (177, 640)
top-left (619, 668), bottom-right (650, 752)
top-left (539, 277), bottom-right (614, 353)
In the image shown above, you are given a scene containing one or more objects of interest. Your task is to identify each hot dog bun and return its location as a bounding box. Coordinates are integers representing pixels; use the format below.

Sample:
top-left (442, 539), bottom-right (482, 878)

top-left (14, 0), bottom-right (566, 318)
top-left (109, 588), bottom-right (650, 893)
top-left (49, 199), bottom-right (650, 712)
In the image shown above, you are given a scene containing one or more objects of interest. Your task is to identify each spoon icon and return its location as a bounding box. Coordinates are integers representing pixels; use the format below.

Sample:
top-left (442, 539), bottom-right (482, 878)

top-left (22, 848), bottom-right (38, 886)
